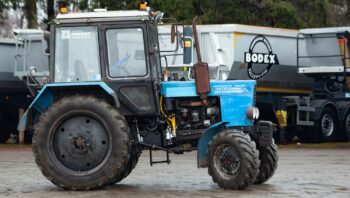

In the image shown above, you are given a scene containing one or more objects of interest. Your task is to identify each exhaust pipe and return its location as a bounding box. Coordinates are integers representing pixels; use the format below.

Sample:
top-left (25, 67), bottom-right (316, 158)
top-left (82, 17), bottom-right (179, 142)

top-left (192, 16), bottom-right (210, 105)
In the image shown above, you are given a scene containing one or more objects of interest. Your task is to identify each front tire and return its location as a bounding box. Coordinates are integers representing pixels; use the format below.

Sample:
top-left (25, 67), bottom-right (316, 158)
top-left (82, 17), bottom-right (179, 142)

top-left (254, 140), bottom-right (278, 184)
top-left (208, 130), bottom-right (260, 190)
top-left (33, 95), bottom-right (131, 190)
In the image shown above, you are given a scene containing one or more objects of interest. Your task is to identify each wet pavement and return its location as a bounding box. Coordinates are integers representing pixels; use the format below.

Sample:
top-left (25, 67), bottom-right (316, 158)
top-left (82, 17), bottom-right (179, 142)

top-left (0, 144), bottom-right (349, 198)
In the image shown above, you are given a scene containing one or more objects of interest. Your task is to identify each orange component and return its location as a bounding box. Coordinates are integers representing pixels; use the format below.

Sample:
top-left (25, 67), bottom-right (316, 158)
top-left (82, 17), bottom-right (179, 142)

top-left (140, 2), bottom-right (147, 10)
top-left (60, 7), bottom-right (68, 14)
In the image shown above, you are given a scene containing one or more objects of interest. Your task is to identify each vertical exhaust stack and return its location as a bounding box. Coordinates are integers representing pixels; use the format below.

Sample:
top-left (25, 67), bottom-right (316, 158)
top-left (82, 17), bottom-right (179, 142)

top-left (192, 16), bottom-right (210, 105)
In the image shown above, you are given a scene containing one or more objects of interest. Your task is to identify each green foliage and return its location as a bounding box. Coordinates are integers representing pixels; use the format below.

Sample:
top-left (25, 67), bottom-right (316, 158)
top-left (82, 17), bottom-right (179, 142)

top-left (0, 0), bottom-right (348, 29)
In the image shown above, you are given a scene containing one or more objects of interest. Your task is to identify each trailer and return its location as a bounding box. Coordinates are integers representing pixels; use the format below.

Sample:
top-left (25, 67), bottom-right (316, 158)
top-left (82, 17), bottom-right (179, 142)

top-left (158, 24), bottom-right (350, 142)
top-left (0, 30), bottom-right (48, 143)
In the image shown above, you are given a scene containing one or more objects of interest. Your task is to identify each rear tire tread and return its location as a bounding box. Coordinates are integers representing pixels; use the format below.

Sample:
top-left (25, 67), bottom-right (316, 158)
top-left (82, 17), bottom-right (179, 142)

top-left (33, 95), bottom-right (131, 190)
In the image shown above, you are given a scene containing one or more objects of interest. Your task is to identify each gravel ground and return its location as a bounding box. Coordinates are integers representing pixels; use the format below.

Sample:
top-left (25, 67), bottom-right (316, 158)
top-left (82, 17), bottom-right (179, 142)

top-left (0, 144), bottom-right (349, 198)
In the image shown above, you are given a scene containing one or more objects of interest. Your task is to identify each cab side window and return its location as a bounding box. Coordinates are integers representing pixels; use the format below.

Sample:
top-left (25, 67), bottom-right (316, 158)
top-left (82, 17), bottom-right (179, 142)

top-left (106, 28), bottom-right (147, 77)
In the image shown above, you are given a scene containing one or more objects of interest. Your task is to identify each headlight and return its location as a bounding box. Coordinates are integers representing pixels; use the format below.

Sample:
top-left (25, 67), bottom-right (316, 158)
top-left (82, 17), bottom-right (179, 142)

top-left (246, 107), bottom-right (259, 120)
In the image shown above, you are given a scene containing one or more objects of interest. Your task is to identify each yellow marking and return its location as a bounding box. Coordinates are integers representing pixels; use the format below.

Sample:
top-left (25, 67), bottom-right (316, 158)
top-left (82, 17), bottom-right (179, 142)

top-left (256, 87), bottom-right (311, 94)
top-left (184, 41), bottom-right (191, 48)
top-left (275, 110), bottom-right (287, 127)
top-left (234, 32), bottom-right (244, 48)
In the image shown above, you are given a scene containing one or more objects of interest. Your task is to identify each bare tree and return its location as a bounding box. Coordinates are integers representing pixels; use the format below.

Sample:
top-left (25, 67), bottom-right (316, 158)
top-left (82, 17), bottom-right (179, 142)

top-left (24, 0), bottom-right (37, 28)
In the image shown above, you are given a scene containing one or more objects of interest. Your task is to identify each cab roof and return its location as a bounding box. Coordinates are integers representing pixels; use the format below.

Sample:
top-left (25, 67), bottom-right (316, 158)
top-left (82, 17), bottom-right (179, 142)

top-left (56, 10), bottom-right (150, 23)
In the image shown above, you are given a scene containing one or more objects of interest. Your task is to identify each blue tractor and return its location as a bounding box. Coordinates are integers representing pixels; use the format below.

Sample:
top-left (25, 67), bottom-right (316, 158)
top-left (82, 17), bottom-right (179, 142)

top-left (19, 10), bottom-right (278, 190)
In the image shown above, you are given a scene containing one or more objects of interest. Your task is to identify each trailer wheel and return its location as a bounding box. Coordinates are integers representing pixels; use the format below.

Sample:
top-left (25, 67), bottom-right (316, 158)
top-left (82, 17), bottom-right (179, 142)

top-left (208, 130), bottom-right (260, 190)
top-left (313, 107), bottom-right (338, 142)
top-left (110, 148), bottom-right (141, 184)
top-left (343, 110), bottom-right (350, 141)
top-left (33, 95), bottom-right (131, 190)
top-left (254, 140), bottom-right (278, 184)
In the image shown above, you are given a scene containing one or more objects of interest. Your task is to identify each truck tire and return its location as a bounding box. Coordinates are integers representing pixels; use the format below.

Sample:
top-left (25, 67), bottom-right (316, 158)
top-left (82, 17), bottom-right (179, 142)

top-left (208, 129), bottom-right (260, 190)
top-left (343, 110), bottom-right (350, 141)
top-left (254, 140), bottom-right (278, 184)
top-left (32, 95), bottom-right (131, 190)
top-left (110, 149), bottom-right (140, 184)
top-left (312, 107), bottom-right (338, 142)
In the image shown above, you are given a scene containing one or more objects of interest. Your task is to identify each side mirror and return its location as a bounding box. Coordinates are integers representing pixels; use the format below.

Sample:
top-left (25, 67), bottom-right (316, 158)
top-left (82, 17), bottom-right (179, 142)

top-left (43, 31), bottom-right (50, 55)
top-left (171, 24), bottom-right (176, 44)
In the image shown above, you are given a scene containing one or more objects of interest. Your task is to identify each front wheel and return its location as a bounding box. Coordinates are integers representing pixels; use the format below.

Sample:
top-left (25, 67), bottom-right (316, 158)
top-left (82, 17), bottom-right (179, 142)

top-left (208, 130), bottom-right (260, 190)
top-left (254, 140), bottom-right (278, 184)
top-left (33, 95), bottom-right (131, 190)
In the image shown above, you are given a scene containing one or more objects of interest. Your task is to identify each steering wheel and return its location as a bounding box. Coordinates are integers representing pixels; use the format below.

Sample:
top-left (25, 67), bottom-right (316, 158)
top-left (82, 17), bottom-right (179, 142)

top-left (111, 53), bottom-right (131, 76)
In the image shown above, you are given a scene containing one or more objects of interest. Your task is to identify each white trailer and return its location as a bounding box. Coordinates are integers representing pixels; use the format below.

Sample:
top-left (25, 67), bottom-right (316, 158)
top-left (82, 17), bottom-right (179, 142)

top-left (158, 24), bottom-right (350, 142)
top-left (0, 30), bottom-right (48, 143)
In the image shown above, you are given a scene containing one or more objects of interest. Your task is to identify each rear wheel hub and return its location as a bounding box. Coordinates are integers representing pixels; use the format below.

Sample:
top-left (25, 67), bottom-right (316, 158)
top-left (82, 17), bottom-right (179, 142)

top-left (321, 113), bottom-right (334, 137)
top-left (53, 115), bottom-right (109, 171)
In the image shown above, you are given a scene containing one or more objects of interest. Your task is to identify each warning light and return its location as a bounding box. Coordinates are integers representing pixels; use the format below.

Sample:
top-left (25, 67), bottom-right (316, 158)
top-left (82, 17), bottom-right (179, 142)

top-left (140, 2), bottom-right (147, 10)
top-left (60, 7), bottom-right (68, 14)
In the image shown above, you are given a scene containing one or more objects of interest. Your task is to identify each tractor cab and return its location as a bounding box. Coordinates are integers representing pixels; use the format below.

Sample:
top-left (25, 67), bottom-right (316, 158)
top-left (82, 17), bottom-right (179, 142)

top-left (51, 10), bottom-right (163, 115)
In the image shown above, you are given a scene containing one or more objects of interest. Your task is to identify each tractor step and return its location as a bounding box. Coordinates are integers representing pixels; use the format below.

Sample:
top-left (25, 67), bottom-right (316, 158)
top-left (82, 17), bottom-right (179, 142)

top-left (149, 149), bottom-right (170, 166)
top-left (137, 142), bottom-right (171, 166)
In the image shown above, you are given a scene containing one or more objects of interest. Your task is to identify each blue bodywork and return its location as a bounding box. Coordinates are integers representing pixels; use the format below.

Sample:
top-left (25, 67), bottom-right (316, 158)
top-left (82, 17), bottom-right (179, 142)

top-left (19, 80), bottom-right (256, 169)
top-left (18, 82), bottom-right (117, 131)
top-left (161, 80), bottom-right (256, 126)
top-left (161, 80), bottom-right (256, 168)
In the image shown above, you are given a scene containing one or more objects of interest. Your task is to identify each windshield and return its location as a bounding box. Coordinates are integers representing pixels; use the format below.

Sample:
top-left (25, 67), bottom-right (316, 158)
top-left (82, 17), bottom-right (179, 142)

top-left (54, 26), bottom-right (101, 82)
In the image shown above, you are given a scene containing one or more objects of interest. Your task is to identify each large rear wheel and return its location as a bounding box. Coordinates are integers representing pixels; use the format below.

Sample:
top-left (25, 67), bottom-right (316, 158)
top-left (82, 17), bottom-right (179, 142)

top-left (110, 148), bottom-right (141, 184)
top-left (33, 95), bottom-right (131, 190)
top-left (208, 130), bottom-right (260, 190)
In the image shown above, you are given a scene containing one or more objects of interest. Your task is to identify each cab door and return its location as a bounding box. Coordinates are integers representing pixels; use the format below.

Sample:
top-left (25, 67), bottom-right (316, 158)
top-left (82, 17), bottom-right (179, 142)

top-left (102, 23), bottom-right (158, 116)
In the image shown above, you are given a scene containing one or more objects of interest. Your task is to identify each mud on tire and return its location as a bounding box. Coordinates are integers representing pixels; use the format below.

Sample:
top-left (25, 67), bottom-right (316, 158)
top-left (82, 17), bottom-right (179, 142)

top-left (208, 129), bottom-right (260, 190)
top-left (32, 95), bottom-right (131, 190)
top-left (254, 140), bottom-right (278, 184)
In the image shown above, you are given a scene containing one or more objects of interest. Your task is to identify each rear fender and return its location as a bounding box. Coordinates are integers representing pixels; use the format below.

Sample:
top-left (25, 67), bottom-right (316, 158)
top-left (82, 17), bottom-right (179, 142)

top-left (18, 82), bottom-right (119, 131)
